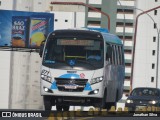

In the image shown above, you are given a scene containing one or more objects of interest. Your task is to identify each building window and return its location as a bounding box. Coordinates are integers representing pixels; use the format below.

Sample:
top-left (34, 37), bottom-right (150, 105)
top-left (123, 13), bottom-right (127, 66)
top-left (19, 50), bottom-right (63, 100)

top-left (154, 10), bottom-right (157, 15)
top-left (65, 20), bottom-right (68, 22)
top-left (154, 23), bottom-right (157, 29)
top-left (38, 2), bottom-right (42, 4)
top-left (151, 77), bottom-right (154, 82)
top-left (0, 1), bottom-right (1, 5)
top-left (155, 0), bottom-right (158, 2)
top-left (153, 37), bottom-right (156, 42)
top-left (152, 50), bottom-right (156, 56)
top-left (152, 63), bottom-right (155, 69)
top-left (55, 19), bottom-right (58, 22)
top-left (87, 21), bottom-right (101, 26)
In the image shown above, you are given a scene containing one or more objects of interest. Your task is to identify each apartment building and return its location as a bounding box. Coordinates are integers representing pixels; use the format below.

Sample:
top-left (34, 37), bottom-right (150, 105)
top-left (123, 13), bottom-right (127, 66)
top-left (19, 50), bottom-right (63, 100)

top-left (49, 0), bottom-right (86, 30)
top-left (132, 0), bottom-right (160, 89)
top-left (0, 0), bottom-right (13, 10)
top-left (116, 0), bottom-right (135, 94)
top-left (85, 0), bottom-right (135, 98)
top-left (0, 0), bottom-right (52, 12)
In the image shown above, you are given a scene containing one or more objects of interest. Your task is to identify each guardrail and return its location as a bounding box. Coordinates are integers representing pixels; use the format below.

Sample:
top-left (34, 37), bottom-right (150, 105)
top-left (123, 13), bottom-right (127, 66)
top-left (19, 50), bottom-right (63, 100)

top-left (47, 106), bottom-right (160, 120)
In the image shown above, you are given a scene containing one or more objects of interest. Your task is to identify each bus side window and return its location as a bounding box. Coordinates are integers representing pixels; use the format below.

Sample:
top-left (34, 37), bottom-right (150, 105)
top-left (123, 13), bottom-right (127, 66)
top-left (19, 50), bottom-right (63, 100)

top-left (116, 46), bottom-right (120, 65)
top-left (113, 45), bottom-right (118, 65)
top-left (106, 44), bottom-right (112, 62)
top-left (120, 46), bottom-right (124, 65)
top-left (111, 45), bottom-right (116, 65)
top-left (118, 46), bottom-right (124, 65)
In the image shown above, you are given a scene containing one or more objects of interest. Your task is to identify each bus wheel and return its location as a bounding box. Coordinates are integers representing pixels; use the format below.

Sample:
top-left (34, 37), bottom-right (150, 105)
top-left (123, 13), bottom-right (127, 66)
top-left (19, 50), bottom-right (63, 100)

top-left (44, 101), bottom-right (52, 110)
top-left (106, 102), bottom-right (116, 110)
top-left (44, 97), bottom-right (52, 110)
top-left (100, 90), bottom-right (107, 109)
top-left (44, 102), bottom-right (52, 110)
top-left (56, 105), bottom-right (63, 111)
top-left (63, 105), bottom-right (70, 111)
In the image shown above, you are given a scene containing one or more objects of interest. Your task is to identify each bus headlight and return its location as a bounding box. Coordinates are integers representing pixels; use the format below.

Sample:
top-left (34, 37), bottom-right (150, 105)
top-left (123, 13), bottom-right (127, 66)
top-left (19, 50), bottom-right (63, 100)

top-left (90, 76), bottom-right (103, 85)
top-left (148, 100), bottom-right (158, 104)
top-left (43, 87), bottom-right (53, 93)
top-left (88, 89), bottom-right (99, 95)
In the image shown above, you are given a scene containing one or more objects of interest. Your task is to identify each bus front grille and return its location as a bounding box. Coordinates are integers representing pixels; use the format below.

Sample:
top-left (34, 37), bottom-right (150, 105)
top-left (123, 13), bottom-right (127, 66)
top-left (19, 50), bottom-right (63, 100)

top-left (54, 78), bottom-right (88, 92)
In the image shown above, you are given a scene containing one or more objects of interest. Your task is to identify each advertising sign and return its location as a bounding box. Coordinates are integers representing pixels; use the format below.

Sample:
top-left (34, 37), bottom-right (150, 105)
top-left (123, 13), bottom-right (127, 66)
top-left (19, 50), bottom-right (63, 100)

top-left (0, 10), bottom-right (54, 48)
top-left (12, 16), bottom-right (29, 47)
top-left (29, 16), bottom-right (49, 48)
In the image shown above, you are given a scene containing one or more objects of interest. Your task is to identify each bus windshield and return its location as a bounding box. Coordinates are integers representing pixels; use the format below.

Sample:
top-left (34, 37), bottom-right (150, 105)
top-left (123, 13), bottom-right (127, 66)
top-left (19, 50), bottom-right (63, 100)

top-left (42, 37), bottom-right (104, 70)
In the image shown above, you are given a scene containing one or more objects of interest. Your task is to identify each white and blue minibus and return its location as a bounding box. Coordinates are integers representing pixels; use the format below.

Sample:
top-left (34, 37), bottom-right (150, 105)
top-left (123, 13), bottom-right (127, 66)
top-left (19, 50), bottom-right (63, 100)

top-left (40, 28), bottom-right (125, 111)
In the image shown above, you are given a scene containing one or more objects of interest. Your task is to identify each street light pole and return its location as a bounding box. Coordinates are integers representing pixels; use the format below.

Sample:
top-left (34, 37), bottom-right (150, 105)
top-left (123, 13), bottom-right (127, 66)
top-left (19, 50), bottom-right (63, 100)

top-left (131, 6), bottom-right (160, 91)
top-left (50, 1), bottom-right (111, 31)
top-left (156, 29), bottom-right (160, 88)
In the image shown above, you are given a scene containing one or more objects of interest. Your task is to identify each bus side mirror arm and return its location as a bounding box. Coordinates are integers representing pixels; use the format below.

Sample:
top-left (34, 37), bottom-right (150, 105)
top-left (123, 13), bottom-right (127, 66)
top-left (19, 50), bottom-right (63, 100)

top-left (39, 49), bottom-right (43, 57)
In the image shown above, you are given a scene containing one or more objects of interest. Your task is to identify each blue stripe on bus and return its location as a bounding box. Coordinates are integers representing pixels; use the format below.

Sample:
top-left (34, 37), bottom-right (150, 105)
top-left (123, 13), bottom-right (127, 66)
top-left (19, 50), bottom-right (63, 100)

top-left (102, 33), bottom-right (122, 44)
top-left (50, 81), bottom-right (58, 89)
top-left (84, 82), bottom-right (92, 91)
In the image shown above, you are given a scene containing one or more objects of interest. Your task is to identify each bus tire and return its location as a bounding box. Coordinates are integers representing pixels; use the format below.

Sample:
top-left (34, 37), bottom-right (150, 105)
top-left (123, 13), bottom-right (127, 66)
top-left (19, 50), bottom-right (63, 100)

top-left (44, 101), bottom-right (52, 110)
top-left (63, 105), bottom-right (70, 111)
top-left (105, 90), bottom-right (118, 110)
top-left (116, 90), bottom-right (119, 101)
top-left (43, 96), bottom-right (52, 110)
top-left (100, 89), bottom-right (107, 109)
top-left (106, 102), bottom-right (116, 110)
top-left (56, 105), bottom-right (63, 111)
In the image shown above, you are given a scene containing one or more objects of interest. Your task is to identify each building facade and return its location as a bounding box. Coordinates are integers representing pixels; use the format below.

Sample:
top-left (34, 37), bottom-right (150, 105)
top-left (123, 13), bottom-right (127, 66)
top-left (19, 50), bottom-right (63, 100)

top-left (0, 0), bottom-right (13, 10)
top-left (84, 0), bottom-right (135, 99)
top-left (132, 0), bottom-right (160, 89)
top-left (0, 0), bottom-right (52, 12)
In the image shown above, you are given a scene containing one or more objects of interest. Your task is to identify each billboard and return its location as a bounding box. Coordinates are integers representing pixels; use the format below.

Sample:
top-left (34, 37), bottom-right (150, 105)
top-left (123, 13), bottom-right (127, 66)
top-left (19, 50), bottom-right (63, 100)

top-left (0, 10), bottom-right (54, 48)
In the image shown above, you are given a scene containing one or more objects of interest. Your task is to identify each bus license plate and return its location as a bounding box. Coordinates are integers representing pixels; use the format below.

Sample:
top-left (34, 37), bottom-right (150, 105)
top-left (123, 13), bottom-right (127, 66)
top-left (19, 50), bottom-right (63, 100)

top-left (64, 85), bottom-right (77, 89)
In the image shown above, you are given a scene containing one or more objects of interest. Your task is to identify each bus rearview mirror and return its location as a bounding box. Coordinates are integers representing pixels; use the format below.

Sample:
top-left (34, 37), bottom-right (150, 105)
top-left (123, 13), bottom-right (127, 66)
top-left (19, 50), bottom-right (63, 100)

top-left (106, 46), bottom-right (112, 60)
top-left (39, 40), bottom-right (45, 57)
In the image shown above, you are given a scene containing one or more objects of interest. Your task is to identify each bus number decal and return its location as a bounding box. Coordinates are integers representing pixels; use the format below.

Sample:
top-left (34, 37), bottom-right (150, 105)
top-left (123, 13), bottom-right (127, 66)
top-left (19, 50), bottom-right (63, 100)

top-left (41, 69), bottom-right (49, 75)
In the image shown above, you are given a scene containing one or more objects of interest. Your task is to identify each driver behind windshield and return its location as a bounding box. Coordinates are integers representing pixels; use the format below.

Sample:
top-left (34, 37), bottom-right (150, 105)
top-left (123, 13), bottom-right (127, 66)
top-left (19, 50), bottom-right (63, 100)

top-left (87, 50), bottom-right (101, 61)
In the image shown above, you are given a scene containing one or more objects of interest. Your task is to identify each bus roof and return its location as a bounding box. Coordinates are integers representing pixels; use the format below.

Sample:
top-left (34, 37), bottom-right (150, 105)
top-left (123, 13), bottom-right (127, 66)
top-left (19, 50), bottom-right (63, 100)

top-left (82, 28), bottom-right (123, 45)
top-left (84, 27), bottom-right (109, 33)
top-left (101, 33), bottom-right (123, 45)
top-left (51, 29), bottom-right (123, 45)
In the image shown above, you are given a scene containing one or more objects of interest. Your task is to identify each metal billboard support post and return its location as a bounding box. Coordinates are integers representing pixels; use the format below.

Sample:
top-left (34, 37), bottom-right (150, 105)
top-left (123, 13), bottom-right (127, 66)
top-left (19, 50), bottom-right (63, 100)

top-left (50, 1), bottom-right (111, 31)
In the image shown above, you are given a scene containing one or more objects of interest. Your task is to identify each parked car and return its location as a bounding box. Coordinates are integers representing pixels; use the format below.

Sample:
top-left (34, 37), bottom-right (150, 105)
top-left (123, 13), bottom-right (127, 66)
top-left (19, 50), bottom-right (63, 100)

top-left (125, 87), bottom-right (160, 111)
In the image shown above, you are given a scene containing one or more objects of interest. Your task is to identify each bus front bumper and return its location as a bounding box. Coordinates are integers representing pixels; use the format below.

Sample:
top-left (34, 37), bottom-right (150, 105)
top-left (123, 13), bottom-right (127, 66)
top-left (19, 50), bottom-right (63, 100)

top-left (41, 80), bottom-right (104, 98)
